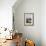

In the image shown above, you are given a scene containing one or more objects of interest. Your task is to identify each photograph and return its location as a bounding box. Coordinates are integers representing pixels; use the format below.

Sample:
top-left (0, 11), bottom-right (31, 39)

top-left (24, 13), bottom-right (34, 26)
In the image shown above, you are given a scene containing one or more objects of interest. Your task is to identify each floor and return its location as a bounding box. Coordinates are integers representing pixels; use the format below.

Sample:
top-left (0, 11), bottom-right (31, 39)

top-left (0, 39), bottom-right (16, 46)
top-left (0, 39), bottom-right (24, 46)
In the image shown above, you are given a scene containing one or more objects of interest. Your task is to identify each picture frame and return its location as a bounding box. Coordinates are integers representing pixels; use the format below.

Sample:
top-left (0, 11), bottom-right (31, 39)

top-left (24, 13), bottom-right (34, 26)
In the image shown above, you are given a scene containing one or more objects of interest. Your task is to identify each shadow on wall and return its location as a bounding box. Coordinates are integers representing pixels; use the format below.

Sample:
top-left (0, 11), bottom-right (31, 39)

top-left (12, 0), bottom-right (41, 46)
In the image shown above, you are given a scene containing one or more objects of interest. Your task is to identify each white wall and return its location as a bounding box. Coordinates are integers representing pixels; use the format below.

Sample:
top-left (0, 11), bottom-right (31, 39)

top-left (13, 0), bottom-right (41, 46)
top-left (0, 0), bottom-right (16, 30)
top-left (41, 0), bottom-right (46, 46)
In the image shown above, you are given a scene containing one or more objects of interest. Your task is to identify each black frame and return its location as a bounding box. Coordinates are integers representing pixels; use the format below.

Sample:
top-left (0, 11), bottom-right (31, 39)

top-left (24, 13), bottom-right (34, 26)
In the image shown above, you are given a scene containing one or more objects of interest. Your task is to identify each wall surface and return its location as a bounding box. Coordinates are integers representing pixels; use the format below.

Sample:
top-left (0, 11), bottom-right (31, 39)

top-left (13, 0), bottom-right (41, 46)
top-left (0, 0), bottom-right (16, 30)
top-left (41, 0), bottom-right (46, 46)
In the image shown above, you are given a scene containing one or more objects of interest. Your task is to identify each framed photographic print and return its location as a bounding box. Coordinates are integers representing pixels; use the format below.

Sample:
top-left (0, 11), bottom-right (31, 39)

top-left (24, 13), bottom-right (34, 26)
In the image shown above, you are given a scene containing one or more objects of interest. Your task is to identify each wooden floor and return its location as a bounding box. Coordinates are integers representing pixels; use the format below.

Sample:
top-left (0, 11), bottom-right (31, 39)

top-left (0, 39), bottom-right (16, 46)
